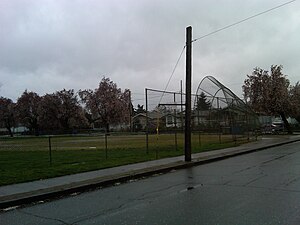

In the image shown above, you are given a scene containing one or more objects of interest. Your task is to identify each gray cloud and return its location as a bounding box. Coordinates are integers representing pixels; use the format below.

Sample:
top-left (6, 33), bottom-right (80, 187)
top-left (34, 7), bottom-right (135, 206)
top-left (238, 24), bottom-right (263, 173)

top-left (0, 0), bottom-right (299, 105)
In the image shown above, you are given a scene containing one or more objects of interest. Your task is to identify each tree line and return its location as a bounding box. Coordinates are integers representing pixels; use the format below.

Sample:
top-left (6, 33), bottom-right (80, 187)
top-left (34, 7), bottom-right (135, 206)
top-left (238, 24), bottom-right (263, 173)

top-left (0, 77), bottom-right (131, 136)
top-left (1, 65), bottom-right (299, 136)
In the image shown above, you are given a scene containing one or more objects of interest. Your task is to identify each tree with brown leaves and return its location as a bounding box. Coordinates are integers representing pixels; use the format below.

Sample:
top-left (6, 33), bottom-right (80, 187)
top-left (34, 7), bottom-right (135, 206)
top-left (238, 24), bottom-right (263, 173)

top-left (38, 89), bottom-right (87, 132)
top-left (243, 65), bottom-right (292, 134)
top-left (16, 90), bottom-right (41, 135)
top-left (0, 97), bottom-right (15, 137)
top-left (289, 82), bottom-right (300, 124)
top-left (79, 77), bottom-right (131, 133)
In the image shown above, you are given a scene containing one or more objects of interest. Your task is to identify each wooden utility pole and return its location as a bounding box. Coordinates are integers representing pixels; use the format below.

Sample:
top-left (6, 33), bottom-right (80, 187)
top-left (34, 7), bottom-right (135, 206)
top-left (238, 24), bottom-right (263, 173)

top-left (185, 26), bottom-right (192, 162)
top-left (180, 80), bottom-right (184, 132)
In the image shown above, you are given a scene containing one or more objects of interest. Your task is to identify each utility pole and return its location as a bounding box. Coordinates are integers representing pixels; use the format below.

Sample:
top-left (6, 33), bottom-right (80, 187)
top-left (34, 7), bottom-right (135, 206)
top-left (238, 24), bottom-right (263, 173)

top-left (180, 80), bottom-right (183, 132)
top-left (185, 26), bottom-right (192, 162)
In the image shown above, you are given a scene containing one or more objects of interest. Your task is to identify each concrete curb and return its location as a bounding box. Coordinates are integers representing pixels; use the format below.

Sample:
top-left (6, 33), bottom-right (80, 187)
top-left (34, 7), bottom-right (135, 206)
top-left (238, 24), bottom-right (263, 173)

top-left (1, 138), bottom-right (299, 209)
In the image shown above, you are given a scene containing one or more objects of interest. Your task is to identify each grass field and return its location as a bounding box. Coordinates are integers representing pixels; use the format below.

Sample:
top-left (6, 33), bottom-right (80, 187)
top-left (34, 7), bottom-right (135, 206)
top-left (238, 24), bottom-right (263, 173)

top-left (0, 133), bottom-right (251, 186)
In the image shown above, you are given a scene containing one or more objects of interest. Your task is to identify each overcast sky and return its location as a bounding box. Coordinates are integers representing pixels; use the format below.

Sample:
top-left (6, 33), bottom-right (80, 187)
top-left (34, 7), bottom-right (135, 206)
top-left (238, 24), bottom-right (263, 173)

top-left (0, 0), bottom-right (299, 107)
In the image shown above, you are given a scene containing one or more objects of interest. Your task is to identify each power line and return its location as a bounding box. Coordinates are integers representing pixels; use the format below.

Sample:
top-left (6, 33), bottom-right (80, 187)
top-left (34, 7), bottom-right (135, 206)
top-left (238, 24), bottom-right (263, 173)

top-left (158, 45), bottom-right (186, 105)
top-left (156, 0), bottom-right (297, 108)
top-left (132, 93), bottom-right (144, 95)
top-left (192, 0), bottom-right (297, 42)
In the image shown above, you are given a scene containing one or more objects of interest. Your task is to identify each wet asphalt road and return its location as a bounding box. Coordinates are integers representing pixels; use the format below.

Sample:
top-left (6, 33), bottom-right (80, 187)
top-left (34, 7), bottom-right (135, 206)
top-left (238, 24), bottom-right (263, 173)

top-left (1, 141), bottom-right (300, 225)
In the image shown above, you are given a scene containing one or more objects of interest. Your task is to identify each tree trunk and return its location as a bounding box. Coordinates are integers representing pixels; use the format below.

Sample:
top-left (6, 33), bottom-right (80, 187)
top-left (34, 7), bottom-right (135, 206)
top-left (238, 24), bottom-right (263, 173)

top-left (296, 116), bottom-right (300, 124)
top-left (32, 119), bottom-right (40, 136)
top-left (5, 119), bottom-right (13, 137)
top-left (6, 126), bottom-right (13, 137)
top-left (106, 123), bottom-right (110, 134)
top-left (279, 112), bottom-right (293, 134)
top-left (34, 126), bottom-right (40, 136)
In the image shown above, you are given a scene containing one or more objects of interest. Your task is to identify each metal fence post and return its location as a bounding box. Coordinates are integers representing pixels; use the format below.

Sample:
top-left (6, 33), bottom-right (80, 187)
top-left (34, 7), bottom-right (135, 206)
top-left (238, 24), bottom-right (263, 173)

top-left (105, 133), bottom-right (108, 159)
top-left (217, 97), bottom-right (222, 144)
top-left (145, 88), bottom-right (149, 154)
top-left (174, 93), bottom-right (178, 151)
top-left (48, 136), bottom-right (52, 165)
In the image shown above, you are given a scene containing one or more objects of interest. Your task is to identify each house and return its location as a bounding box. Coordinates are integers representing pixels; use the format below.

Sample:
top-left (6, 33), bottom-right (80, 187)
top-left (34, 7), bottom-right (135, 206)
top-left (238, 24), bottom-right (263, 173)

top-left (132, 111), bottom-right (164, 132)
top-left (132, 113), bottom-right (148, 131)
top-left (164, 112), bottom-right (182, 128)
top-left (192, 110), bottom-right (210, 126)
top-left (162, 109), bottom-right (210, 129)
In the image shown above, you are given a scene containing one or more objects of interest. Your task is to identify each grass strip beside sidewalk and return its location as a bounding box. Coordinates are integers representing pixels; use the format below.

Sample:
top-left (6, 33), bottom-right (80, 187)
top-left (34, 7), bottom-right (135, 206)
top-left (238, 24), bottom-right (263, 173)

top-left (0, 140), bottom-right (243, 186)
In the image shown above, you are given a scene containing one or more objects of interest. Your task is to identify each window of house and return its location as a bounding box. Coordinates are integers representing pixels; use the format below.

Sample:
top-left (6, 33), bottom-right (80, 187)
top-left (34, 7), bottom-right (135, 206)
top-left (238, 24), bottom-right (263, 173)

top-left (167, 115), bottom-right (173, 125)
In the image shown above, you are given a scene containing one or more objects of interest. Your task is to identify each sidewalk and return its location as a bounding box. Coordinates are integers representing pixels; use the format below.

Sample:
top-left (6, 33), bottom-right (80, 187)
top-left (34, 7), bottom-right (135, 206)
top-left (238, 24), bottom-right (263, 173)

top-left (1, 135), bottom-right (300, 209)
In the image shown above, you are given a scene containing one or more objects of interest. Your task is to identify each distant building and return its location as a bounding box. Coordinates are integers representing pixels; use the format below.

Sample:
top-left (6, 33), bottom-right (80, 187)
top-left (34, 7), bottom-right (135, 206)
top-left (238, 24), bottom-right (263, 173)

top-left (132, 111), bottom-right (164, 132)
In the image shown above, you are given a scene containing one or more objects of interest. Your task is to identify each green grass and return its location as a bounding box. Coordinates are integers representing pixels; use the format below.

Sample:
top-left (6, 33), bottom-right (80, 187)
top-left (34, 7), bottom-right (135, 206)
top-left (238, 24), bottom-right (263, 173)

top-left (0, 133), bottom-right (251, 186)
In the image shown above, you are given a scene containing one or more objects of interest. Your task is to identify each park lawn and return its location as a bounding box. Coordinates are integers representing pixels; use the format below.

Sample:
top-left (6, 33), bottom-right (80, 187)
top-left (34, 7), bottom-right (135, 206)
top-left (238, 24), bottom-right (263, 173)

top-left (0, 133), bottom-right (249, 186)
